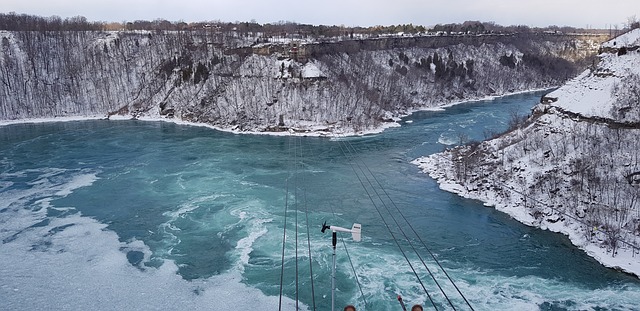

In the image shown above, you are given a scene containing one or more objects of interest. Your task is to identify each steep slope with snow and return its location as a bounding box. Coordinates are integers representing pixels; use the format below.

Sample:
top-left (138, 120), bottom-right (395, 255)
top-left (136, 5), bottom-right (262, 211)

top-left (540, 29), bottom-right (640, 122)
top-left (414, 29), bottom-right (640, 277)
top-left (0, 30), bottom-right (604, 133)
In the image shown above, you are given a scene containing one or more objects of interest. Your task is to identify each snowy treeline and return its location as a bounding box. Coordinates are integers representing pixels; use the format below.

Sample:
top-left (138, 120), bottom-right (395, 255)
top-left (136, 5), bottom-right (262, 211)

top-left (415, 30), bottom-right (640, 275)
top-left (0, 30), bottom-right (603, 133)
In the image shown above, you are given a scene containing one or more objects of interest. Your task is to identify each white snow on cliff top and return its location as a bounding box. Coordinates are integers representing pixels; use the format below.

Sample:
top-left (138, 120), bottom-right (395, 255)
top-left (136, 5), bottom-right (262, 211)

top-left (545, 30), bottom-right (640, 119)
top-left (601, 28), bottom-right (640, 48)
top-left (301, 61), bottom-right (324, 78)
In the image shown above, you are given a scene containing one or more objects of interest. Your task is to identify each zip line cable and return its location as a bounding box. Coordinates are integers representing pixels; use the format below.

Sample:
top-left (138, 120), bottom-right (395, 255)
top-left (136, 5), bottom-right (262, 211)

top-left (360, 158), bottom-right (476, 311)
top-left (300, 137), bottom-right (318, 311)
top-left (310, 138), bottom-right (370, 310)
top-left (336, 139), bottom-right (439, 310)
top-left (278, 137), bottom-right (293, 311)
top-left (345, 151), bottom-right (454, 308)
top-left (281, 134), bottom-right (479, 310)
top-left (339, 231), bottom-right (370, 309)
top-left (343, 149), bottom-right (457, 310)
top-left (295, 136), bottom-right (300, 310)
top-left (304, 182), bottom-right (318, 311)
top-left (280, 136), bottom-right (323, 310)
top-left (326, 184), bottom-right (370, 310)
top-left (337, 139), bottom-right (438, 310)
top-left (342, 141), bottom-right (475, 310)
top-left (341, 147), bottom-right (438, 310)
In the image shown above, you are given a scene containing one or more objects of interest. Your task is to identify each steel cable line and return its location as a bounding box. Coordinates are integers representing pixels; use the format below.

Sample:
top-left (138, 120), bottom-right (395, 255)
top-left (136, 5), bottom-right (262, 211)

top-left (339, 141), bottom-right (457, 310)
top-left (342, 141), bottom-right (476, 310)
top-left (326, 190), bottom-right (370, 310)
top-left (303, 184), bottom-right (318, 311)
top-left (295, 137), bottom-right (300, 310)
top-left (311, 138), bottom-right (369, 310)
top-left (336, 139), bottom-right (439, 310)
top-left (299, 137), bottom-right (318, 311)
top-left (366, 169), bottom-right (475, 310)
top-left (337, 139), bottom-right (443, 309)
top-left (278, 137), bottom-right (294, 311)
top-left (324, 201), bottom-right (370, 310)
top-left (281, 136), bottom-right (321, 310)
top-left (339, 231), bottom-right (370, 309)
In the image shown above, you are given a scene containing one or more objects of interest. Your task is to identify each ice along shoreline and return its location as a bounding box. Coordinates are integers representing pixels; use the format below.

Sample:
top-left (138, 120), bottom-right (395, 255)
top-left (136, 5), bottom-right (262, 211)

top-left (0, 87), bottom-right (555, 138)
top-left (412, 153), bottom-right (640, 279)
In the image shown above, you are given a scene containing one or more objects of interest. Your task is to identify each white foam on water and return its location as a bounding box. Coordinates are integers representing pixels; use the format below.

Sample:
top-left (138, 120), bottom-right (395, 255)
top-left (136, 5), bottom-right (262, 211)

top-left (463, 273), bottom-right (640, 310)
top-left (0, 167), bottom-right (304, 311)
top-left (316, 238), bottom-right (640, 310)
top-left (437, 132), bottom-right (458, 146)
top-left (0, 168), bottom-right (96, 239)
top-left (227, 199), bottom-right (274, 271)
top-left (161, 194), bottom-right (224, 220)
top-left (6, 176), bottom-right (629, 311)
top-left (54, 172), bottom-right (99, 196)
top-left (235, 217), bottom-right (271, 270)
top-left (157, 194), bottom-right (230, 251)
top-left (456, 118), bottom-right (476, 129)
top-left (1, 212), bottom-right (303, 311)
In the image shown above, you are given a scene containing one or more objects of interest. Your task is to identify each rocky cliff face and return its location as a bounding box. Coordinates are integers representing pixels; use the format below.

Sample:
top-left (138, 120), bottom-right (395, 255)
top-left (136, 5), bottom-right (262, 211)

top-left (0, 30), bottom-right (606, 133)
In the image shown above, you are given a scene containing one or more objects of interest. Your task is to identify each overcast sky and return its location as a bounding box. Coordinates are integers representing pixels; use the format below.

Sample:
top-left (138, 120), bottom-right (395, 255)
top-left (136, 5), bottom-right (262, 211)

top-left (3, 0), bottom-right (639, 28)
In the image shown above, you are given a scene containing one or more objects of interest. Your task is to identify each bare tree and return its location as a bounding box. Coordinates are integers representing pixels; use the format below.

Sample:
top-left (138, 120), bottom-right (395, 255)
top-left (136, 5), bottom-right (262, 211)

top-left (611, 73), bottom-right (640, 122)
top-left (626, 15), bottom-right (640, 30)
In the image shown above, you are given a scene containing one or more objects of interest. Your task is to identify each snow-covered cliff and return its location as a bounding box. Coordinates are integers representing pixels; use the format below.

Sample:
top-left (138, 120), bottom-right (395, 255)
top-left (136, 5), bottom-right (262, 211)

top-left (0, 30), bottom-right (603, 134)
top-left (414, 29), bottom-right (640, 277)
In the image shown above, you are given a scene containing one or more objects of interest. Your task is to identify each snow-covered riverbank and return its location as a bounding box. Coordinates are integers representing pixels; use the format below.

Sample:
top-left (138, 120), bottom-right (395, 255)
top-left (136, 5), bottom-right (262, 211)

top-left (0, 86), bottom-right (557, 139)
top-left (1, 30), bottom-right (598, 133)
top-left (413, 153), bottom-right (640, 278)
top-left (413, 29), bottom-right (640, 278)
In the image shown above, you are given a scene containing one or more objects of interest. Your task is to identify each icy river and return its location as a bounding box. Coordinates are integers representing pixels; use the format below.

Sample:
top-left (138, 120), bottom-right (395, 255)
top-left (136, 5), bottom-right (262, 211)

top-left (2, 91), bottom-right (640, 310)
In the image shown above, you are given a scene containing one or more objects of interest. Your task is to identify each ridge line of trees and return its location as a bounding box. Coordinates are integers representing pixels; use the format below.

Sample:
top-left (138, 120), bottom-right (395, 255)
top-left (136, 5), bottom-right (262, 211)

top-left (0, 13), bottom-right (102, 31)
top-left (2, 12), bottom-right (628, 37)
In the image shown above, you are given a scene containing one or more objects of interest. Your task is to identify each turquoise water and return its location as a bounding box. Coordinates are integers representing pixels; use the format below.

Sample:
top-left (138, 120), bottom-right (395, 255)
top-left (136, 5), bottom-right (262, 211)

top-left (2, 91), bottom-right (640, 310)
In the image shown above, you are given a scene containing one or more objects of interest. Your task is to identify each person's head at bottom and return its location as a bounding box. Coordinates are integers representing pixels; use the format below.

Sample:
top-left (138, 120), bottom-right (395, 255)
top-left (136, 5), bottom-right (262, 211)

top-left (344, 305), bottom-right (356, 311)
top-left (411, 304), bottom-right (423, 311)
